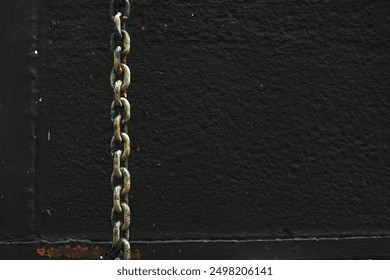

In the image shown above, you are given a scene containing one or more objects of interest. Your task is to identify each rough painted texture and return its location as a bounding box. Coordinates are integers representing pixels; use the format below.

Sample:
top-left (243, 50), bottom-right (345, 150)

top-left (1, 0), bottom-right (390, 259)
top-left (0, 0), bottom-right (37, 239)
top-left (1, 238), bottom-right (390, 260)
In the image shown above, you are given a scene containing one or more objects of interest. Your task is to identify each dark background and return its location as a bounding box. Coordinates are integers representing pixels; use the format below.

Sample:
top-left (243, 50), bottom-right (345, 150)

top-left (1, 0), bottom-right (390, 259)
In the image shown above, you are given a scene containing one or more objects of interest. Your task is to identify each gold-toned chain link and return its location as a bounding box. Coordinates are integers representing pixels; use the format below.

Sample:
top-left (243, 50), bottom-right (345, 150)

top-left (108, 0), bottom-right (131, 260)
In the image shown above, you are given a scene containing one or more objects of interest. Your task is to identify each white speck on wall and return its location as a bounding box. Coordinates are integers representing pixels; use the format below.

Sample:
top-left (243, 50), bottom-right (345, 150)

top-left (48, 130), bottom-right (51, 141)
top-left (39, 97), bottom-right (42, 102)
top-left (34, 50), bottom-right (38, 55)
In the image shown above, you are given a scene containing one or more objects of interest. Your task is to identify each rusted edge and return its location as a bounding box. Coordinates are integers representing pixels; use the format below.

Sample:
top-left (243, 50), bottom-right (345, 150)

top-left (36, 244), bottom-right (141, 260)
top-left (37, 245), bottom-right (101, 259)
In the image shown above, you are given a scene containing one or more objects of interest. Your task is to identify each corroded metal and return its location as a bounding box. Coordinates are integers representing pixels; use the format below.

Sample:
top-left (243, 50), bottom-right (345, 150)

top-left (113, 186), bottom-right (122, 214)
top-left (110, 97), bottom-right (130, 123)
top-left (110, 63), bottom-right (131, 94)
top-left (110, 0), bottom-right (130, 19)
top-left (114, 80), bottom-right (123, 106)
top-left (121, 238), bottom-right (131, 260)
top-left (110, 30), bottom-right (130, 54)
top-left (113, 150), bottom-right (122, 179)
top-left (113, 46), bottom-right (122, 74)
top-left (112, 12), bottom-right (122, 40)
top-left (107, 0), bottom-right (132, 260)
top-left (120, 203), bottom-right (130, 231)
top-left (110, 133), bottom-right (130, 161)
top-left (113, 115), bottom-right (122, 142)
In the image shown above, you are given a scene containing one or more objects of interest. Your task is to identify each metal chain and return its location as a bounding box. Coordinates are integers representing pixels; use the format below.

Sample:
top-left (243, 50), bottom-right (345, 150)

top-left (108, 0), bottom-right (131, 260)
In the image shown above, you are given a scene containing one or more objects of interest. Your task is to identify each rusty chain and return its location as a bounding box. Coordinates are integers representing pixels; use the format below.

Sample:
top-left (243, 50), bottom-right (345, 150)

top-left (106, 0), bottom-right (131, 260)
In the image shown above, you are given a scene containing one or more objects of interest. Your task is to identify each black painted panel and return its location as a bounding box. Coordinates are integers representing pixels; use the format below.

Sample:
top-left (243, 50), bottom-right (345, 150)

top-left (36, 0), bottom-right (390, 241)
top-left (1, 0), bottom-right (390, 259)
top-left (0, 0), bottom-right (37, 239)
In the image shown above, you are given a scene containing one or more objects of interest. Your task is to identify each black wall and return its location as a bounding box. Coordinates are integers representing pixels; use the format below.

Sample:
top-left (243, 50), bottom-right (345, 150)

top-left (1, 0), bottom-right (390, 259)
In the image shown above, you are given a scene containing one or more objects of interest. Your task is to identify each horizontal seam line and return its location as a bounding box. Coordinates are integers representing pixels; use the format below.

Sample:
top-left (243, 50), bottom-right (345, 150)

top-left (1, 235), bottom-right (390, 245)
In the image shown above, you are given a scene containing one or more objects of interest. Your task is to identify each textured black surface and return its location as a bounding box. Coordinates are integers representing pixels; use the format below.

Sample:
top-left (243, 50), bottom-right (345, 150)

top-left (1, 0), bottom-right (390, 259)
top-left (0, 0), bottom-right (37, 239)
top-left (2, 237), bottom-right (390, 260)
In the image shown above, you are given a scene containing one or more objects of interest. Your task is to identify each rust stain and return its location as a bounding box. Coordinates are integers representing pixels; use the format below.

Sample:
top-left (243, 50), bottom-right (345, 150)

top-left (132, 249), bottom-right (141, 260)
top-left (37, 245), bottom-right (101, 259)
top-left (36, 248), bottom-right (46, 257)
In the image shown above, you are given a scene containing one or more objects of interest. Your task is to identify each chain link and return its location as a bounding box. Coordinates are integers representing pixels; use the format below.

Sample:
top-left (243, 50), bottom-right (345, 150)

top-left (108, 0), bottom-right (131, 260)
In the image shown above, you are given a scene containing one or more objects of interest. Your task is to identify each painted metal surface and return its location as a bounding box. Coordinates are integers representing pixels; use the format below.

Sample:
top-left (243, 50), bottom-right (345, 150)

top-left (1, 0), bottom-right (390, 259)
